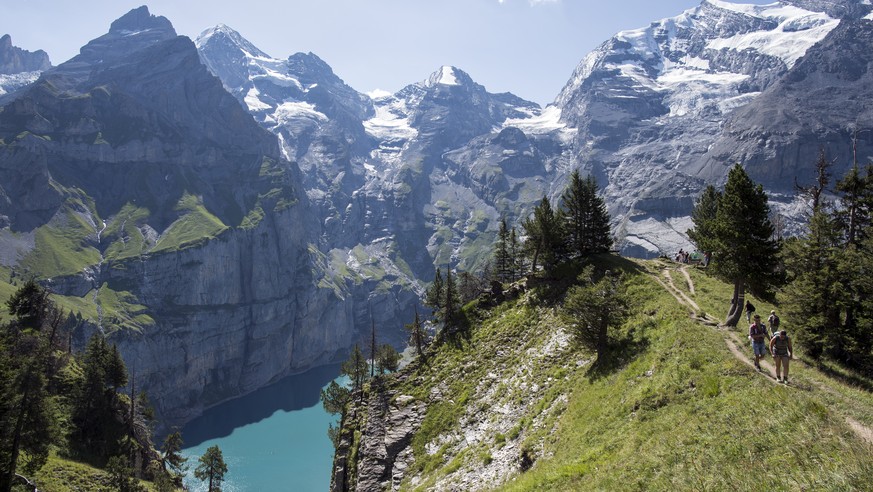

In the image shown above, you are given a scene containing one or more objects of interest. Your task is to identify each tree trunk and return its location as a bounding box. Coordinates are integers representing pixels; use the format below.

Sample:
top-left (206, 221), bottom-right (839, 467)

top-left (725, 279), bottom-right (744, 327)
top-left (2, 384), bottom-right (30, 492)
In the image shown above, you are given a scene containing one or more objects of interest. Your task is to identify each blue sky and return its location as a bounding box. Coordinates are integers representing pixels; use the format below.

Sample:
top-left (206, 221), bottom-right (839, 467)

top-left (5, 0), bottom-right (774, 105)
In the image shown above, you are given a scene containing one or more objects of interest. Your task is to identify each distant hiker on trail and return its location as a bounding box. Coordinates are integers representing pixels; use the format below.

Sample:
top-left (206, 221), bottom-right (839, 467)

top-left (768, 310), bottom-right (780, 333)
top-left (745, 300), bottom-right (755, 323)
top-left (770, 330), bottom-right (793, 384)
top-left (748, 314), bottom-right (769, 371)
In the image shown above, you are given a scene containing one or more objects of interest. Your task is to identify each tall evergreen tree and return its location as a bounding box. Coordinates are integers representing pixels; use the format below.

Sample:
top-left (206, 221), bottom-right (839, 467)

top-left (689, 164), bottom-right (779, 326)
top-left (425, 268), bottom-right (444, 316)
top-left (687, 184), bottom-right (722, 253)
top-left (71, 334), bottom-right (129, 461)
top-left (494, 218), bottom-right (513, 283)
top-left (522, 196), bottom-right (564, 273)
top-left (194, 445), bottom-right (227, 492)
top-left (442, 269), bottom-right (462, 334)
top-left (0, 281), bottom-right (61, 492)
top-left (509, 227), bottom-right (522, 281)
top-left (561, 171), bottom-right (612, 257)
top-left (341, 344), bottom-right (368, 394)
top-left (161, 431), bottom-right (187, 487)
top-left (405, 307), bottom-right (427, 360)
top-left (376, 344), bottom-right (401, 374)
top-left (561, 267), bottom-right (628, 359)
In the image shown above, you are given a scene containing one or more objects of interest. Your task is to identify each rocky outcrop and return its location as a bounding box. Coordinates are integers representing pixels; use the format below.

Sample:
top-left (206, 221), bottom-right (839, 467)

top-left (331, 376), bottom-right (426, 492)
top-left (0, 7), bottom-right (416, 432)
top-left (0, 34), bottom-right (50, 75)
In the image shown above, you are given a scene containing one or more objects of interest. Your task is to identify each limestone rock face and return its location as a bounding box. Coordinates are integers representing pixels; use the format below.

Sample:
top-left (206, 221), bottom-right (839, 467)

top-left (0, 34), bottom-right (50, 75)
top-left (0, 34), bottom-right (51, 103)
top-left (0, 7), bottom-right (384, 430)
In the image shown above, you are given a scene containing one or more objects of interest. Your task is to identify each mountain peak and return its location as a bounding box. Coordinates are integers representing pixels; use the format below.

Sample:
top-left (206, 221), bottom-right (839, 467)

top-left (424, 66), bottom-right (473, 88)
top-left (0, 33), bottom-right (51, 75)
top-left (195, 24), bottom-right (269, 58)
top-left (109, 6), bottom-right (174, 35)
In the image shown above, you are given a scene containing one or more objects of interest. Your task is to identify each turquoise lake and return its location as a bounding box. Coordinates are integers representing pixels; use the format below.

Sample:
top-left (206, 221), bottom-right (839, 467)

top-left (180, 364), bottom-right (342, 492)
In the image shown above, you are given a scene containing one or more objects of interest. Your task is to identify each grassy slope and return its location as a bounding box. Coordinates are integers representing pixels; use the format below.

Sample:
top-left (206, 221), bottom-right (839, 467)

top-left (26, 454), bottom-right (156, 492)
top-left (387, 257), bottom-right (873, 491)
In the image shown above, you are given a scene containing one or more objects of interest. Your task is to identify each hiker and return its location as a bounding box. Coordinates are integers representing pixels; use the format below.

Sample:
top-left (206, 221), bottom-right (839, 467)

top-left (767, 310), bottom-right (780, 333)
top-left (769, 330), bottom-right (793, 384)
top-left (745, 299), bottom-right (756, 323)
top-left (748, 314), bottom-right (769, 371)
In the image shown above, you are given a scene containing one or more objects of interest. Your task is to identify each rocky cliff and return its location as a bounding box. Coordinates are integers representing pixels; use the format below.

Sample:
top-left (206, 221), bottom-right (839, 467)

top-left (0, 34), bottom-right (51, 100)
top-left (0, 7), bottom-right (414, 430)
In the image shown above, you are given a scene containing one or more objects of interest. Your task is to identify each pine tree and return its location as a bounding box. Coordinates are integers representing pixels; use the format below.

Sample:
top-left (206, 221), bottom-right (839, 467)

top-left (404, 307), bottom-right (427, 360)
top-left (341, 344), bottom-right (368, 394)
top-left (494, 218), bottom-right (513, 282)
top-left (509, 227), bottom-right (521, 281)
top-left (522, 196), bottom-right (564, 273)
top-left (425, 268), bottom-right (444, 316)
top-left (687, 184), bottom-right (722, 254)
top-left (561, 266), bottom-right (627, 359)
top-left (161, 431), bottom-right (187, 487)
top-left (376, 344), bottom-right (401, 374)
top-left (320, 380), bottom-right (351, 415)
top-left (443, 269), bottom-right (462, 334)
top-left (561, 171), bottom-right (612, 257)
top-left (194, 445), bottom-right (227, 492)
top-left (0, 281), bottom-right (62, 492)
top-left (690, 164), bottom-right (779, 326)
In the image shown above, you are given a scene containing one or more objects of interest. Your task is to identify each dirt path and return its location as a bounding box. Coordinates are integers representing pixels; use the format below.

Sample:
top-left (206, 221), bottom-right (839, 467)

top-left (658, 267), bottom-right (701, 313)
top-left (680, 267), bottom-right (695, 295)
top-left (652, 263), bottom-right (873, 444)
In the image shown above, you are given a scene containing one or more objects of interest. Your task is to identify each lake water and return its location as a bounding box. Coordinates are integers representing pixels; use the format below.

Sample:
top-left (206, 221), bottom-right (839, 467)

top-left (180, 364), bottom-right (342, 492)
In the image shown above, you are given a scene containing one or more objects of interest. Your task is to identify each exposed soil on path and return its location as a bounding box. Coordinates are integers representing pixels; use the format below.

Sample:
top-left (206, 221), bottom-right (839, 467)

top-left (653, 262), bottom-right (873, 445)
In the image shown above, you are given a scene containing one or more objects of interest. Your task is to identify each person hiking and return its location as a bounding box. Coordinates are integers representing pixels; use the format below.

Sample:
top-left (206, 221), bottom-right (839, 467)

top-left (745, 299), bottom-right (756, 323)
top-left (769, 330), bottom-right (793, 384)
top-left (767, 310), bottom-right (780, 333)
top-left (748, 314), bottom-right (769, 371)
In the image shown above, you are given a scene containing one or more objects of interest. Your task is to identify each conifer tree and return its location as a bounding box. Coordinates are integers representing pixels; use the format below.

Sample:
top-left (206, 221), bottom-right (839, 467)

top-left (404, 308), bottom-right (427, 360)
top-left (443, 269), bottom-right (462, 334)
top-left (687, 184), bottom-right (721, 254)
top-left (161, 431), bottom-right (187, 487)
top-left (689, 164), bottom-right (779, 326)
top-left (561, 171), bottom-right (612, 257)
top-left (561, 266), bottom-right (627, 359)
top-left (522, 196), bottom-right (564, 273)
top-left (341, 344), bottom-right (368, 394)
top-left (194, 445), bottom-right (227, 492)
top-left (494, 218), bottom-right (513, 282)
top-left (0, 281), bottom-right (61, 492)
top-left (376, 344), bottom-right (401, 374)
top-left (509, 227), bottom-right (522, 281)
top-left (425, 268), bottom-right (444, 316)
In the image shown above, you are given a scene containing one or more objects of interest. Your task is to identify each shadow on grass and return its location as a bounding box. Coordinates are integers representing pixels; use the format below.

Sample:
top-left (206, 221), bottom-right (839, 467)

top-left (812, 359), bottom-right (873, 393)
top-left (586, 332), bottom-right (651, 382)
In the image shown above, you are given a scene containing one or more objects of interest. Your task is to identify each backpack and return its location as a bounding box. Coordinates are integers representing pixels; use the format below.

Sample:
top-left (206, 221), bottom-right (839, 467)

top-left (770, 314), bottom-right (780, 328)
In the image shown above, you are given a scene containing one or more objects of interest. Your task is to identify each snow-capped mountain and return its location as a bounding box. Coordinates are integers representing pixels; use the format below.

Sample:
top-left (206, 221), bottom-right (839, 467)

top-left (5, 0), bottom-right (873, 430)
top-left (197, 0), bottom-right (873, 264)
top-left (553, 0), bottom-right (870, 255)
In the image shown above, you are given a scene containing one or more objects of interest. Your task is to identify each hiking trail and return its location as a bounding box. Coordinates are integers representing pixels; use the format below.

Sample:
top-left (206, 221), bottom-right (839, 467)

top-left (652, 262), bottom-right (873, 445)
